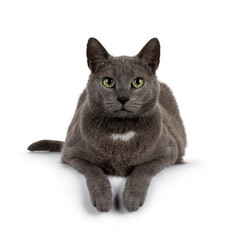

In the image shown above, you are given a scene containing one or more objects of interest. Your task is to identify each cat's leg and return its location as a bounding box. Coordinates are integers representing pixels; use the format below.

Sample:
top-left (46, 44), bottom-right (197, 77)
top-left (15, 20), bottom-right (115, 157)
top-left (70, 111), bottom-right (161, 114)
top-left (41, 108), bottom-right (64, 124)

top-left (62, 150), bottom-right (112, 212)
top-left (123, 146), bottom-right (178, 212)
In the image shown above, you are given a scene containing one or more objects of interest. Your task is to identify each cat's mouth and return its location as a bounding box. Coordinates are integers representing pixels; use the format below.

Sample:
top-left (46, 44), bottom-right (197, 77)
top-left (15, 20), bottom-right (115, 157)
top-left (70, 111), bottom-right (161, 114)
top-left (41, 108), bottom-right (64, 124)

top-left (113, 107), bottom-right (132, 118)
top-left (118, 106), bottom-right (132, 112)
top-left (121, 106), bottom-right (131, 111)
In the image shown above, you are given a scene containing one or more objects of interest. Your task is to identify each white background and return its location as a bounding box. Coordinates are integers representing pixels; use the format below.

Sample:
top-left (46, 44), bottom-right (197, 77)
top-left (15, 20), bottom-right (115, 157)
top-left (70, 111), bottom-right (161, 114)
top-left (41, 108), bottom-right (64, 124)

top-left (0, 0), bottom-right (240, 239)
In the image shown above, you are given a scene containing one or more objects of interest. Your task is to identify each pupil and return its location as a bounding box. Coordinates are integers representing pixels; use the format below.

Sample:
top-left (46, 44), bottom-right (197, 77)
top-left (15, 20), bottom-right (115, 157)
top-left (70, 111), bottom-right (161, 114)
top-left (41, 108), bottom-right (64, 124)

top-left (136, 79), bottom-right (140, 85)
top-left (108, 79), bottom-right (112, 84)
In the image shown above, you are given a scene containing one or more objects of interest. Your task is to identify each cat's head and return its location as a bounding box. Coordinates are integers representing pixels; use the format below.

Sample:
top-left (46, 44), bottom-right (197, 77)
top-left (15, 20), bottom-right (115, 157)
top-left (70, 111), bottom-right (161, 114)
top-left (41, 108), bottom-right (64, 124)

top-left (86, 38), bottom-right (160, 118)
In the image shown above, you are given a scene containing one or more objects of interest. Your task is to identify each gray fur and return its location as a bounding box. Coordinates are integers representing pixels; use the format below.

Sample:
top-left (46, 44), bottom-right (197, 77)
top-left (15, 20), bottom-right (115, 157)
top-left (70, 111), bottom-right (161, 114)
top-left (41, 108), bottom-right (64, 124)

top-left (28, 38), bottom-right (186, 212)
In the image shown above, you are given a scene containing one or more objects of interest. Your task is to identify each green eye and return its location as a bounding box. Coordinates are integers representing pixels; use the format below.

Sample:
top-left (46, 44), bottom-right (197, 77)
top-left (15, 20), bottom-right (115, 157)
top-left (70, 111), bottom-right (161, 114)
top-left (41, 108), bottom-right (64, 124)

top-left (132, 78), bottom-right (144, 88)
top-left (103, 77), bottom-right (115, 88)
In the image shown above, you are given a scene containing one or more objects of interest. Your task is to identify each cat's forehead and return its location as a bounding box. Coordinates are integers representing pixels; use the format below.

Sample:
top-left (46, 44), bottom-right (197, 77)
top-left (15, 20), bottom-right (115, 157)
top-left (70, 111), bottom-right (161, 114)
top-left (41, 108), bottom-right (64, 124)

top-left (99, 56), bottom-right (146, 78)
top-left (110, 56), bottom-right (136, 73)
top-left (110, 56), bottom-right (135, 65)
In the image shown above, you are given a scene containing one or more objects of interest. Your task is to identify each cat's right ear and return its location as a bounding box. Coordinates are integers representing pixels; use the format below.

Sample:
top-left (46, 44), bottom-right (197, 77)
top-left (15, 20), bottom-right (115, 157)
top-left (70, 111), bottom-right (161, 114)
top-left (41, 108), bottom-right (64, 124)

top-left (87, 38), bottom-right (110, 72)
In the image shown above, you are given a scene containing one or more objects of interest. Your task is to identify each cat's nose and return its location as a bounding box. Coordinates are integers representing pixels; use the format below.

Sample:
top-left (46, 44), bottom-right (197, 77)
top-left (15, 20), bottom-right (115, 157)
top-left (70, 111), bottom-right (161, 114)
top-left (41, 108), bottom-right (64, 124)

top-left (117, 96), bottom-right (129, 105)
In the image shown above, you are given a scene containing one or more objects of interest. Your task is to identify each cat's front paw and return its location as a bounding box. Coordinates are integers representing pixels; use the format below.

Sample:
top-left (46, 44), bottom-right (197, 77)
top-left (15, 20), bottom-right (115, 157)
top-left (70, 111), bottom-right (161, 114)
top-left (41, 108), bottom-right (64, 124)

top-left (90, 188), bottom-right (113, 212)
top-left (123, 189), bottom-right (146, 212)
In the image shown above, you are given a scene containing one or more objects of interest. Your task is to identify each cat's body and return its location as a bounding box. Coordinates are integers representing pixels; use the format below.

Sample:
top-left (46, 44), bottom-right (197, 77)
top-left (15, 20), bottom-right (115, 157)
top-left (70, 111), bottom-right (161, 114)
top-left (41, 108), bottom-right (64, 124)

top-left (28, 38), bottom-right (186, 212)
top-left (63, 81), bottom-right (185, 177)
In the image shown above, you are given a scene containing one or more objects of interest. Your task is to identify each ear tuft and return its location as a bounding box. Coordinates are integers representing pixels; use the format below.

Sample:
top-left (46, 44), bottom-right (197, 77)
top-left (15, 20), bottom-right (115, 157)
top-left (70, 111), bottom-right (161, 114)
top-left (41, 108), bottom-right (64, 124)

top-left (137, 38), bottom-right (160, 73)
top-left (87, 38), bottom-right (110, 72)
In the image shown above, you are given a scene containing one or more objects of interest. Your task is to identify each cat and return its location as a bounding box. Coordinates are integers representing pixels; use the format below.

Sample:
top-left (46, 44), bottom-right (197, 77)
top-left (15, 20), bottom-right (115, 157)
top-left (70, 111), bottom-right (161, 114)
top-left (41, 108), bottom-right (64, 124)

top-left (28, 38), bottom-right (186, 212)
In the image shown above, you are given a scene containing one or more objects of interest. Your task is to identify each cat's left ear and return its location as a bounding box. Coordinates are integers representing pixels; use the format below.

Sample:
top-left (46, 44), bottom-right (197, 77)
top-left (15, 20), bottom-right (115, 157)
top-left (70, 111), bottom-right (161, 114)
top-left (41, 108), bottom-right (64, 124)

top-left (137, 38), bottom-right (160, 73)
top-left (87, 38), bottom-right (110, 72)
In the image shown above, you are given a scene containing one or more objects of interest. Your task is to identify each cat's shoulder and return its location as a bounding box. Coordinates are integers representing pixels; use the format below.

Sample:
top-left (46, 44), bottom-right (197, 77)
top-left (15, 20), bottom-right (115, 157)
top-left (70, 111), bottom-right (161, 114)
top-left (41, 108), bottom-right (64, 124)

top-left (158, 81), bottom-right (180, 116)
top-left (76, 88), bottom-right (87, 109)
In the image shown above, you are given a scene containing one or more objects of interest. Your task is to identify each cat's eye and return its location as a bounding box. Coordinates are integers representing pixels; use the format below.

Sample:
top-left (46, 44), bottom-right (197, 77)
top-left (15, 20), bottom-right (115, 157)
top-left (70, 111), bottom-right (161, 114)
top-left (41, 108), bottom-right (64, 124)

top-left (103, 77), bottom-right (115, 88)
top-left (132, 78), bottom-right (144, 88)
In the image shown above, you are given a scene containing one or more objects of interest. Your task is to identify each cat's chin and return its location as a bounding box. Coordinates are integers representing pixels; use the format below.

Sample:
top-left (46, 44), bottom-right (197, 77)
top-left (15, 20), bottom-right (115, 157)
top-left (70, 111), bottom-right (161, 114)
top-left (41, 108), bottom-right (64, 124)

top-left (111, 109), bottom-right (134, 118)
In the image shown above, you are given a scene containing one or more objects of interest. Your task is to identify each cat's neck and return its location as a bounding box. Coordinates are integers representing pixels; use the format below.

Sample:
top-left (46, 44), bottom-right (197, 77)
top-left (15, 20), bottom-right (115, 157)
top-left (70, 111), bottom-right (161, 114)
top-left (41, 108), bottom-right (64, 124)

top-left (84, 104), bottom-right (161, 134)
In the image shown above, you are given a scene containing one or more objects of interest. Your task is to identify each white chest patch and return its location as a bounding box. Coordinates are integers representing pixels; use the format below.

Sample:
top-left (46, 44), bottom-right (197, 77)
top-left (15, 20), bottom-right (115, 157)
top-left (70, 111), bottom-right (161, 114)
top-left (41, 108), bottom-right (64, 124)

top-left (111, 131), bottom-right (137, 142)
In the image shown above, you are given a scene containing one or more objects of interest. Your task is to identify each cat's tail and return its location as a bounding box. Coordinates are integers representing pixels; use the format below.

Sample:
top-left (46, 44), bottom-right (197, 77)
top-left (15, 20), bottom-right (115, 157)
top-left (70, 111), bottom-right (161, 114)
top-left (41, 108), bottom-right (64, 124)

top-left (27, 140), bottom-right (64, 152)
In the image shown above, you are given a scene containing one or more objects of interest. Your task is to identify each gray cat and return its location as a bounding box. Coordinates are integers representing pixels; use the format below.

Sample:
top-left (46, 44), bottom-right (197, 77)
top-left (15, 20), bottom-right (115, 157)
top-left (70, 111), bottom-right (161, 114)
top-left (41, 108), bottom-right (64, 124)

top-left (28, 38), bottom-right (186, 212)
